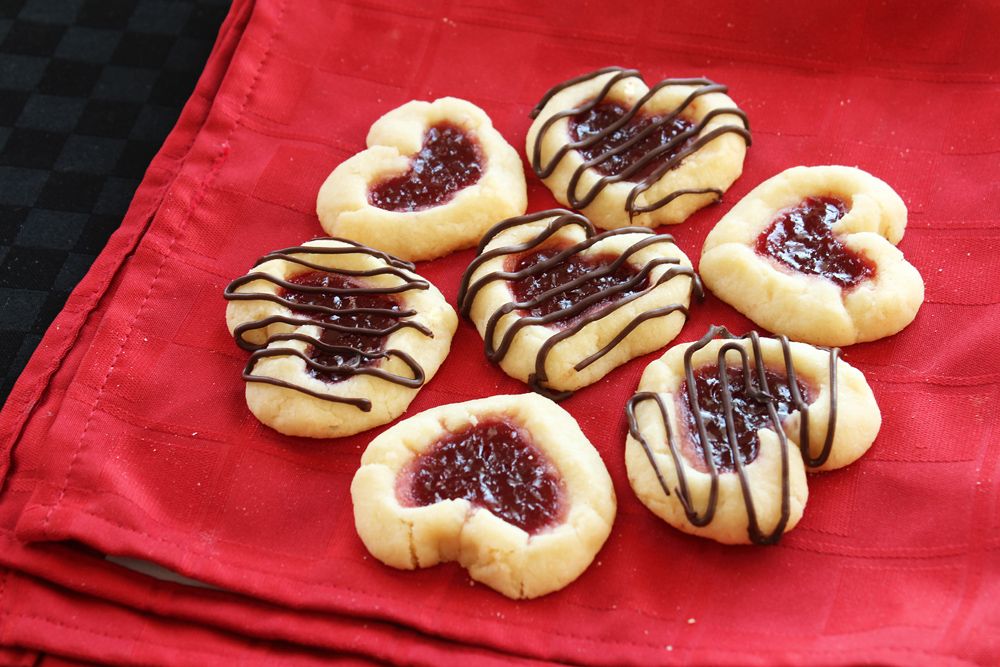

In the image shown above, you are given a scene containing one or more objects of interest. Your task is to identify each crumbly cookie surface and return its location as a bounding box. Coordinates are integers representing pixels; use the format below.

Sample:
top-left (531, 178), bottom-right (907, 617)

top-left (316, 97), bottom-right (527, 262)
top-left (526, 67), bottom-right (750, 230)
top-left (351, 393), bottom-right (616, 599)
top-left (625, 327), bottom-right (881, 545)
top-left (700, 165), bottom-right (924, 346)
top-left (224, 238), bottom-right (456, 438)
top-left (458, 209), bottom-right (699, 399)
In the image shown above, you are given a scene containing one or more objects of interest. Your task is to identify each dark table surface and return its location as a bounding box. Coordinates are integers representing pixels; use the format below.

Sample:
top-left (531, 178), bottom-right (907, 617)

top-left (0, 0), bottom-right (229, 407)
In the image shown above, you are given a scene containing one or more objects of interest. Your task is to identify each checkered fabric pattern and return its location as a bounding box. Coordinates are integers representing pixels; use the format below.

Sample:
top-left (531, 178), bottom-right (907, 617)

top-left (0, 0), bottom-right (228, 404)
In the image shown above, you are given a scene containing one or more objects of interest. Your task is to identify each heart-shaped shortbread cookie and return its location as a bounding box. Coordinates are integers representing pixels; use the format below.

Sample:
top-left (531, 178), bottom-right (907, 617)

top-left (526, 67), bottom-right (750, 230)
top-left (625, 326), bottom-right (881, 545)
top-left (458, 209), bottom-right (700, 399)
top-left (317, 97), bottom-right (527, 262)
top-left (351, 393), bottom-right (616, 599)
top-left (700, 165), bottom-right (925, 346)
top-left (224, 238), bottom-right (456, 438)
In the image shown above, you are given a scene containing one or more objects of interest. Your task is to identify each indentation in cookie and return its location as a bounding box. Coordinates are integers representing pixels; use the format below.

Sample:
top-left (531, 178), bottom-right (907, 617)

top-left (699, 165), bottom-right (922, 346)
top-left (224, 239), bottom-right (433, 411)
top-left (281, 270), bottom-right (402, 383)
top-left (680, 364), bottom-right (813, 473)
top-left (568, 101), bottom-right (695, 180)
top-left (754, 196), bottom-right (875, 288)
top-left (368, 122), bottom-right (483, 212)
top-left (397, 417), bottom-right (566, 534)
top-left (507, 243), bottom-right (650, 329)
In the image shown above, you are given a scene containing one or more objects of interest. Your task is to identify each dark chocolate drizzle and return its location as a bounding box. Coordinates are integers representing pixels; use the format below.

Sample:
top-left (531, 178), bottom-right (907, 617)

top-left (625, 326), bottom-right (840, 544)
top-left (458, 209), bottom-right (702, 400)
top-left (223, 238), bottom-right (433, 412)
top-left (529, 67), bottom-right (751, 219)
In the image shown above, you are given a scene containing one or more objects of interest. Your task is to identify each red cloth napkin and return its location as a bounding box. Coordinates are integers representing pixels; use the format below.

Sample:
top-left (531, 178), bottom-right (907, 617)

top-left (2, 0), bottom-right (999, 664)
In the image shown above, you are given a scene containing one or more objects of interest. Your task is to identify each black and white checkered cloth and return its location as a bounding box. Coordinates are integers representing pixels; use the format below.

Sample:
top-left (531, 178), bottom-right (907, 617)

top-left (0, 0), bottom-right (228, 405)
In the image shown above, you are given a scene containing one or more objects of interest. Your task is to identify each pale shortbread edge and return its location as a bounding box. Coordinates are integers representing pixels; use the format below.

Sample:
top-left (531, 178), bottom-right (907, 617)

top-left (351, 393), bottom-right (616, 599)
top-left (317, 97), bottom-right (527, 261)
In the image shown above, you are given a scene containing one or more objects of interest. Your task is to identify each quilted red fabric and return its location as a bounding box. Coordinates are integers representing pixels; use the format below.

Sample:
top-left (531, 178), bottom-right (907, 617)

top-left (2, 0), bottom-right (999, 664)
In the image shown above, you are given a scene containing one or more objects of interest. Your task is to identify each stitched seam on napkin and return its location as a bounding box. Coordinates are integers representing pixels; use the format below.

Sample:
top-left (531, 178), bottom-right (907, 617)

top-left (0, 530), bottom-right (596, 667)
top-left (2, 600), bottom-right (980, 666)
top-left (36, 0), bottom-right (290, 537)
top-left (0, 517), bottom-right (993, 664)
top-left (0, 0), bottom-right (257, 480)
top-left (454, 11), bottom-right (997, 85)
top-left (24, 504), bottom-right (980, 607)
top-left (39, 370), bottom-right (1000, 448)
top-left (5, 612), bottom-right (237, 661)
top-left (0, 569), bottom-right (8, 639)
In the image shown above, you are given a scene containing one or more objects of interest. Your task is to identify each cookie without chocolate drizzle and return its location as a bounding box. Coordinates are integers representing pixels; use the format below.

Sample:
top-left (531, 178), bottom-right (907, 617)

top-left (699, 165), bottom-right (924, 346)
top-left (317, 97), bottom-right (527, 261)
top-left (351, 393), bottom-right (616, 599)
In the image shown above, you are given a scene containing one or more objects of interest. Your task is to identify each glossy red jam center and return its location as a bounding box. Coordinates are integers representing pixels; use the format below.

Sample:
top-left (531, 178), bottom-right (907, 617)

top-left (281, 271), bottom-right (401, 384)
top-left (507, 245), bottom-right (648, 328)
top-left (680, 364), bottom-right (812, 472)
top-left (569, 102), bottom-right (694, 180)
top-left (368, 122), bottom-right (484, 212)
top-left (754, 196), bottom-right (876, 288)
top-left (398, 418), bottom-right (565, 534)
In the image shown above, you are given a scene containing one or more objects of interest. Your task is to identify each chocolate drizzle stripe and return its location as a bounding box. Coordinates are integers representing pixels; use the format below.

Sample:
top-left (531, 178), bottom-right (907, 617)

top-left (621, 120), bottom-right (749, 215)
top-left (626, 392), bottom-right (683, 500)
top-left (458, 212), bottom-right (593, 309)
top-left (253, 240), bottom-right (418, 271)
top-left (531, 69), bottom-right (650, 180)
top-left (527, 264), bottom-right (696, 399)
top-left (529, 66), bottom-right (639, 119)
top-left (458, 209), bottom-right (701, 400)
top-left (532, 70), bottom-right (746, 177)
top-left (242, 346), bottom-right (426, 412)
top-left (627, 187), bottom-right (722, 216)
top-left (480, 237), bottom-right (679, 358)
top-left (625, 326), bottom-right (840, 544)
top-left (478, 236), bottom-right (683, 361)
top-left (712, 340), bottom-right (791, 542)
top-left (230, 314), bottom-right (432, 353)
top-left (574, 300), bottom-right (689, 372)
top-left (529, 66), bottom-right (751, 219)
top-left (565, 105), bottom-right (747, 211)
top-left (227, 270), bottom-right (426, 298)
top-left (223, 238), bottom-right (433, 410)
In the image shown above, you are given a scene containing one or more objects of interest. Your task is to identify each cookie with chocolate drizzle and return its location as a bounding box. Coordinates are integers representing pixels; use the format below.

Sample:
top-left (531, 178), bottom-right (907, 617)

top-left (224, 238), bottom-right (457, 438)
top-left (526, 67), bottom-right (750, 230)
top-left (458, 209), bottom-right (700, 399)
top-left (625, 326), bottom-right (881, 545)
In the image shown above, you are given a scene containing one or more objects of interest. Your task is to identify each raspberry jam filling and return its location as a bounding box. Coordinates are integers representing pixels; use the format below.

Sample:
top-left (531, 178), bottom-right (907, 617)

top-left (368, 122), bottom-right (484, 212)
top-left (568, 102), bottom-right (694, 180)
top-left (680, 364), bottom-right (812, 472)
top-left (508, 245), bottom-right (648, 328)
top-left (754, 196), bottom-right (876, 288)
top-left (281, 271), bottom-right (401, 384)
top-left (398, 418), bottom-right (565, 534)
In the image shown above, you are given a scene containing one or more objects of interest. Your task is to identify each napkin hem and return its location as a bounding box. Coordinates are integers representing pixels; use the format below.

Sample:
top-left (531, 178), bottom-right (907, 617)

top-left (0, 0), bottom-right (259, 483)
